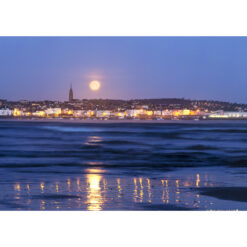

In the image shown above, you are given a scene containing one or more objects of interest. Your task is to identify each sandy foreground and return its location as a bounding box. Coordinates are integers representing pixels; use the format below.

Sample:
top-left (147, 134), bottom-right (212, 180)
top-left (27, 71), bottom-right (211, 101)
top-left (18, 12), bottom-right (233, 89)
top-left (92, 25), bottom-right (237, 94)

top-left (197, 187), bottom-right (247, 202)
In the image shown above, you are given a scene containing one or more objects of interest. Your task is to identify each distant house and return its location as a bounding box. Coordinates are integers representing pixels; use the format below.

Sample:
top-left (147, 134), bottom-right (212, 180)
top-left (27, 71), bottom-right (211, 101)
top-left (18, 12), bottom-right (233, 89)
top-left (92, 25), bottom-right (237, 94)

top-left (96, 110), bottom-right (111, 118)
top-left (0, 108), bottom-right (13, 116)
top-left (209, 111), bottom-right (247, 118)
top-left (45, 108), bottom-right (62, 116)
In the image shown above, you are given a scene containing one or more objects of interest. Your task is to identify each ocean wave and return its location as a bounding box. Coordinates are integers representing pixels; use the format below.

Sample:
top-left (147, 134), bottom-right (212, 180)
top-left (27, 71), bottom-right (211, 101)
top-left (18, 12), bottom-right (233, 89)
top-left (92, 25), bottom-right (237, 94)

top-left (227, 158), bottom-right (247, 167)
top-left (1, 122), bottom-right (246, 171)
top-left (40, 126), bottom-right (101, 133)
top-left (99, 140), bottom-right (150, 146)
top-left (185, 145), bottom-right (218, 150)
top-left (186, 128), bottom-right (247, 134)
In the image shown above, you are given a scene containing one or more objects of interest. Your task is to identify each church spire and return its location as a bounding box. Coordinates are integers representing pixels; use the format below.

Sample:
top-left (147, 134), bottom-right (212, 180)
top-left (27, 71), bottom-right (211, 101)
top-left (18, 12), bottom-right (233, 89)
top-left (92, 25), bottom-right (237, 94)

top-left (69, 84), bottom-right (73, 102)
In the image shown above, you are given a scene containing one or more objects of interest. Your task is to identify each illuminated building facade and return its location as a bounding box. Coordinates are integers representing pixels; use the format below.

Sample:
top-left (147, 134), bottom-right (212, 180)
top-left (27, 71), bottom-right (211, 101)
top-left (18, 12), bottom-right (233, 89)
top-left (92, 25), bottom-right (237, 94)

top-left (0, 108), bottom-right (12, 116)
top-left (209, 111), bottom-right (247, 118)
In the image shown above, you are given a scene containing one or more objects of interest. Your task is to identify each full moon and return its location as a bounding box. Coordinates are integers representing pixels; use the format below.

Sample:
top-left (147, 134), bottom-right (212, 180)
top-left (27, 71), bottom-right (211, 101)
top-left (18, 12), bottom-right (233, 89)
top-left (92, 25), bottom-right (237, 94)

top-left (89, 80), bottom-right (101, 91)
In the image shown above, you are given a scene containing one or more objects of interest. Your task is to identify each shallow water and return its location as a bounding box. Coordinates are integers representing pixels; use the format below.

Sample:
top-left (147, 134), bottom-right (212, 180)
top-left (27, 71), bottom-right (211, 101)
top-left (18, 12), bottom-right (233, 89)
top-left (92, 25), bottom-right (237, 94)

top-left (0, 120), bottom-right (247, 210)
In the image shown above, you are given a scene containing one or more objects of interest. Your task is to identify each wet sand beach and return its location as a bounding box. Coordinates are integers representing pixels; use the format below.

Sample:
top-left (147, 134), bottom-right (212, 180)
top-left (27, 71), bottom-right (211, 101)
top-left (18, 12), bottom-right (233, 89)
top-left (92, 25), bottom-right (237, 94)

top-left (0, 120), bottom-right (247, 210)
top-left (197, 187), bottom-right (247, 203)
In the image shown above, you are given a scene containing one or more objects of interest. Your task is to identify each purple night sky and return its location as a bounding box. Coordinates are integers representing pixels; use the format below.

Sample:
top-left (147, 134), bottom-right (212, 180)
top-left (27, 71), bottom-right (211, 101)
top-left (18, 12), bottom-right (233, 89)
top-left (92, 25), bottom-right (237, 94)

top-left (0, 37), bottom-right (246, 103)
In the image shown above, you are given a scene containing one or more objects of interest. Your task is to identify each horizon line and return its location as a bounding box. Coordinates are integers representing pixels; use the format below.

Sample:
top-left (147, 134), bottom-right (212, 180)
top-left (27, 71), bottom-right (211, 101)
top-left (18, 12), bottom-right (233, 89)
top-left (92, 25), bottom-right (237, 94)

top-left (1, 97), bottom-right (247, 105)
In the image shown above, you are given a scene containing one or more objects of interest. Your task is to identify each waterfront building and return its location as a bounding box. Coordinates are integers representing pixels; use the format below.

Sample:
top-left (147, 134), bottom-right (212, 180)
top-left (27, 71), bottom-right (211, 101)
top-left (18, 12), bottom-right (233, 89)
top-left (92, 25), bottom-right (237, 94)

top-left (13, 108), bottom-right (23, 116)
top-left (154, 110), bottom-right (162, 116)
top-left (0, 108), bottom-right (13, 116)
top-left (33, 111), bottom-right (45, 117)
top-left (209, 111), bottom-right (247, 118)
top-left (62, 108), bottom-right (73, 115)
top-left (146, 110), bottom-right (153, 116)
top-left (114, 112), bottom-right (125, 119)
top-left (45, 108), bottom-right (62, 116)
top-left (73, 110), bottom-right (85, 118)
top-left (162, 110), bottom-right (172, 117)
top-left (126, 109), bottom-right (137, 118)
top-left (24, 112), bottom-right (32, 117)
top-left (96, 110), bottom-right (111, 118)
top-left (85, 110), bottom-right (95, 118)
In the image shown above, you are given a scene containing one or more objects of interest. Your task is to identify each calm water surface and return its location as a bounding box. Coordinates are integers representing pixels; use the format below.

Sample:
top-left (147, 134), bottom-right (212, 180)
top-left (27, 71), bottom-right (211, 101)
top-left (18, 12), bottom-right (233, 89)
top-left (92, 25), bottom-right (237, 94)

top-left (0, 120), bottom-right (247, 210)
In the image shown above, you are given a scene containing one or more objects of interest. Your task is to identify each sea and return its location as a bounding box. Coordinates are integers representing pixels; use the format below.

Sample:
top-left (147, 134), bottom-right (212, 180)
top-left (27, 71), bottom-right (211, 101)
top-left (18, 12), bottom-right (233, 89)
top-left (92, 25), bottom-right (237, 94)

top-left (0, 120), bottom-right (247, 210)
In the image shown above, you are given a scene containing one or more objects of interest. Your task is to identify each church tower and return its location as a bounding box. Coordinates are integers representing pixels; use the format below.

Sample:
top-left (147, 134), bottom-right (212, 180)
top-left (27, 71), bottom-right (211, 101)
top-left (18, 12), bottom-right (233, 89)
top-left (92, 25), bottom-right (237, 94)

top-left (69, 84), bottom-right (73, 102)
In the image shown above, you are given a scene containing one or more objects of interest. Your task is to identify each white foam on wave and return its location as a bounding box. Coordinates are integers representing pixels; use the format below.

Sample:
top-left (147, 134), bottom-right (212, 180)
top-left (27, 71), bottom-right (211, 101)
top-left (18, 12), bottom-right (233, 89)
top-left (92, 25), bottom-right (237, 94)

top-left (40, 126), bottom-right (102, 133)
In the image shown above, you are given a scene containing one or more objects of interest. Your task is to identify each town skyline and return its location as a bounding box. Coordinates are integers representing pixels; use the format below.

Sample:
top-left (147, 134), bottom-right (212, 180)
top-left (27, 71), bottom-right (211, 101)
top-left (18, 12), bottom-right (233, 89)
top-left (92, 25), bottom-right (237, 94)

top-left (1, 86), bottom-right (247, 120)
top-left (1, 83), bottom-right (246, 106)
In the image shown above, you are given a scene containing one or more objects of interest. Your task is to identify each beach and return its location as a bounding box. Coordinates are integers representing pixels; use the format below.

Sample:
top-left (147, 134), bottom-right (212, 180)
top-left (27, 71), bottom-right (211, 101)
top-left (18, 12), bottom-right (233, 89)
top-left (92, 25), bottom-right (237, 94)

top-left (0, 120), bottom-right (247, 210)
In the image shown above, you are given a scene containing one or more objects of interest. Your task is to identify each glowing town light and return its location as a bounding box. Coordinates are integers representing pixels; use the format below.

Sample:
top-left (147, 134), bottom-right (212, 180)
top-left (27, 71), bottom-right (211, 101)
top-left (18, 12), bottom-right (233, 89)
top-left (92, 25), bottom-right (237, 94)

top-left (13, 108), bottom-right (21, 116)
top-left (146, 111), bottom-right (153, 116)
top-left (173, 110), bottom-right (181, 117)
top-left (182, 109), bottom-right (191, 115)
top-left (39, 111), bottom-right (45, 117)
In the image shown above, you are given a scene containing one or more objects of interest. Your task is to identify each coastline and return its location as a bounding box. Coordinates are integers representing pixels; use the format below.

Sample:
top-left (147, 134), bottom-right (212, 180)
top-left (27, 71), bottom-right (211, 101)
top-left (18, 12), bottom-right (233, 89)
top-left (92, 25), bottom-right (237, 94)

top-left (1, 118), bottom-right (247, 210)
top-left (0, 117), bottom-right (247, 124)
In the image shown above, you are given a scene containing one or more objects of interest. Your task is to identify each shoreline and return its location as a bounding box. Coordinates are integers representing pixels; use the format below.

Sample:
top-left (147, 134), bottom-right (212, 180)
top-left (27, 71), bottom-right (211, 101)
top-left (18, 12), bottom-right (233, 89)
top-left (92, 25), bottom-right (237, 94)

top-left (1, 120), bottom-right (247, 210)
top-left (0, 117), bottom-right (247, 124)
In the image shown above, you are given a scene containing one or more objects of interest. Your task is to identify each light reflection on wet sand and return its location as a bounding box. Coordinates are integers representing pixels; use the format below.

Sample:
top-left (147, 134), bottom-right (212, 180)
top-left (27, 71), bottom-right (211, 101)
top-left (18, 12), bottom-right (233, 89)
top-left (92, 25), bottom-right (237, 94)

top-left (67, 179), bottom-right (71, 191)
top-left (117, 178), bottom-right (122, 199)
top-left (56, 182), bottom-right (59, 193)
top-left (133, 178), bottom-right (138, 203)
top-left (14, 183), bottom-right (21, 192)
top-left (139, 178), bottom-right (144, 203)
top-left (4, 169), bottom-right (244, 210)
top-left (147, 178), bottom-right (152, 203)
top-left (40, 182), bottom-right (45, 193)
top-left (196, 174), bottom-right (200, 188)
top-left (86, 173), bottom-right (103, 211)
